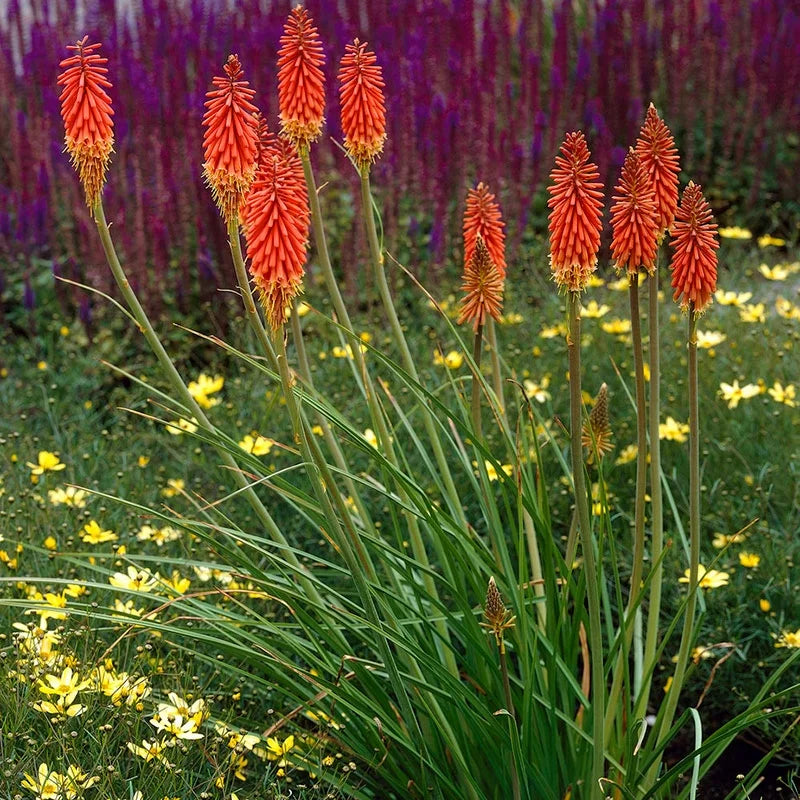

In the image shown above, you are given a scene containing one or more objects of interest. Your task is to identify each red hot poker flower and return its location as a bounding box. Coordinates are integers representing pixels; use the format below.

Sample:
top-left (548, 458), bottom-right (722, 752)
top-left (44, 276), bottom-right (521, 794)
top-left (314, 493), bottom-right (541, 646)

top-left (202, 55), bottom-right (260, 224)
top-left (610, 149), bottom-right (660, 275)
top-left (635, 103), bottom-right (680, 240)
top-left (463, 182), bottom-right (507, 277)
top-left (243, 153), bottom-right (310, 329)
top-left (547, 132), bottom-right (604, 292)
top-left (458, 235), bottom-right (504, 331)
top-left (278, 6), bottom-right (326, 151)
top-left (57, 37), bottom-right (114, 210)
top-left (669, 181), bottom-right (719, 314)
top-left (338, 40), bottom-right (386, 171)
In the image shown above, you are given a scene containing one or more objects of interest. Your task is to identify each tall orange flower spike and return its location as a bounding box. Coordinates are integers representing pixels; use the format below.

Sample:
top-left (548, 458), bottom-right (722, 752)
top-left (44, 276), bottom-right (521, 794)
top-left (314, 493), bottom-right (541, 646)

top-left (547, 132), bottom-right (604, 293)
top-left (610, 149), bottom-right (660, 275)
top-left (243, 153), bottom-right (310, 329)
top-left (338, 39), bottom-right (386, 171)
top-left (669, 181), bottom-right (718, 314)
top-left (457, 235), bottom-right (504, 331)
top-left (278, 6), bottom-right (326, 151)
top-left (463, 182), bottom-right (507, 277)
top-left (635, 103), bottom-right (680, 240)
top-left (57, 36), bottom-right (114, 211)
top-left (202, 55), bottom-right (260, 225)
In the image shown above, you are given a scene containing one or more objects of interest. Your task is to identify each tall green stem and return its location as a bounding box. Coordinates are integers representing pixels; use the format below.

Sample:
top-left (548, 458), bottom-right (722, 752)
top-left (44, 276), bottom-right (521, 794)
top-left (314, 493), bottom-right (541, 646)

top-left (568, 291), bottom-right (604, 797)
top-left (359, 170), bottom-right (467, 529)
top-left (646, 308), bottom-right (700, 789)
top-left (499, 639), bottom-right (521, 800)
top-left (471, 324), bottom-right (484, 437)
top-left (638, 264), bottom-right (664, 720)
top-left (486, 317), bottom-right (505, 414)
top-left (92, 201), bottom-right (325, 608)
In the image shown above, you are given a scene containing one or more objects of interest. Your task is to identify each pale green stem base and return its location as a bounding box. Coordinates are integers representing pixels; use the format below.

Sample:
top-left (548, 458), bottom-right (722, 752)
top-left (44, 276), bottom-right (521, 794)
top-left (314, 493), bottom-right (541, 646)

top-left (486, 316), bottom-right (505, 415)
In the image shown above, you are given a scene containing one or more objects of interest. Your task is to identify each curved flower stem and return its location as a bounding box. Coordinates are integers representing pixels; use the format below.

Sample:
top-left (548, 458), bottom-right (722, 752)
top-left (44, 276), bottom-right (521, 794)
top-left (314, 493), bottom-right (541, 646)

top-left (92, 201), bottom-right (325, 608)
top-left (646, 307), bottom-right (700, 788)
top-left (568, 290), bottom-right (605, 797)
top-left (359, 170), bottom-right (468, 530)
top-left (499, 637), bottom-right (521, 800)
top-left (638, 264), bottom-right (664, 720)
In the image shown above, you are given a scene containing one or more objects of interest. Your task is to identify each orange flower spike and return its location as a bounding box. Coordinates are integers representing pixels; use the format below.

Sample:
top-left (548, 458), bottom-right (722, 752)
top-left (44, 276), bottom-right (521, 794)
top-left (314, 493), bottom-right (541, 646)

top-left (669, 181), bottom-right (719, 314)
top-left (278, 6), bottom-right (326, 151)
top-left (338, 39), bottom-right (387, 171)
top-left (610, 148), bottom-right (660, 275)
top-left (57, 36), bottom-right (114, 211)
top-left (463, 182), bottom-right (507, 277)
top-left (202, 55), bottom-right (260, 225)
top-left (243, 154), bottom-right (310, 329)
top-left (458, 235), bottom-right (504, 331)
top-left (635, 103), bottom-right (680, 240)
top-left (547, 132), bottom-right (604, 293)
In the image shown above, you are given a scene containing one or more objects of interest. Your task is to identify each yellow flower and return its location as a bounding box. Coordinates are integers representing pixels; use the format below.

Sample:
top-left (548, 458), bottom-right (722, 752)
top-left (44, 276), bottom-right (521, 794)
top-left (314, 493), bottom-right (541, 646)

top-left (696, 330), bottom-right (726, 349)
top-left (38, 666), bottom-right (90, 696)
top-left (59, 325), bottom-right (70, 336)
top-left (433, 350), bottom-right (464, 369)
top-left (608, 273), bottom-right (645, 290)
top-left (719, 380), bottom-right (761, 408)
top-left (759, 598), bottom-right (771, 612)
top-left (775, 296), bottom-right (800, 320)
top-left (658, 416), bottom-right (689, 442)
top-left (332, 344), bottom-right (364, 359)
top-left (767, 381), bottom-right (796, 407)
top-left (165, 417), bottom-right (198, 435)
top-left (757, 234), bottom-right (785, 248)
top-left (37, 361), bottom-right (48, 371)
top-left (758, 263), bottom-right (789, 281)
top-left (615, 444), bottom-right (637, 466)
top-left (499, 312), bottom-right (523, 324)
top-left (586, 274), bottom-right (605, 288)
top-left (738, 552), bottom-right (760, 568)
top-left (162, 478), bottom-right (185, 497)
top-left (158, 692), bottom-right (209, 729)
top-left (80, 519), bottom-right (117, 544)
top-left (483, 460), bottom-right (513, 482)
top-left (523, 376), bottom-right (551, 403)
top-left (582, 300), bottom-right (610, 318)
top-left (359, 331), bottom-right (372, 343)
top-left (739, 303), bottom-right (765, 323)
top-left (266, 734), bottom-right (295, 767)
top-left (238, 433), bottom-right (273, 456)
top-left (27, 451), bottom-right (66, 482)
top-left (127, 739), bottom-right (171, 764)
top-left (712, 532), bottom-right (747, 549)
top-left (137, 455), bottom-right (150, 468)
top-left (150, 711), bottom-right (204, 740)
top-left (718, 226), bottom-right (752, 240)
top-left (678, 564), bottom-right (730, 590)
top-left (364, 429), bottom-right (379, 448)
top-left (21, 763), bottom-right (61, 800)
top-left (43, 536), bottom-right (57, 551)
top-left (113, 598), bottom-right (145, 617)
top-left (539, 323), bottom-right (567, 339)
top-left (296, 301), bottom-right (311, 317)
top-left (601, 318), bottom-right (631, 335)
top-left (136, 525), bottom-right (181, 547)
top-left (774, 629), bottom-right (800, 649)
top-left (34, 690), bottom-right (86, 719)
top-left (714, 289), bottom-right (752, 307)
top-left (663, 676), bottom-right (673, 693)
top-left (160, 570), bottom-right (191, 594)
top-left (188, 373), bottom-right (224, 409)
top-left (109, 566), bottom-right (157, 593)
top-left (48, 486), bottom-right (88, 507)
top-left (311, 424), bottom-right (324, 436)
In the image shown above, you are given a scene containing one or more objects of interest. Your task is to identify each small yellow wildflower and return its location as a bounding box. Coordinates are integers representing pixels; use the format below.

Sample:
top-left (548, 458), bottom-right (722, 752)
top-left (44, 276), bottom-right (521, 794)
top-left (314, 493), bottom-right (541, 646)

top-left (433, 350), bottom-right (464, 369)
top-left (696, 330), bottom-right (726, 349)
top-left (678, 564), bottom-right (730, 590)
top-left (296, 301), bottom-right (311, 317)
top-left (150, 711), bottom-right (204, 740)
top-left (109, 566), bottom-right (157, 593)
top-left (775, 296), bottom-right (800, 320)
top-left (137, 455), bottom-right (150, 468)
top-left (188, 373), bottom-right (224, 409)
top-left (738, 552), bottom-right (760, 568)
top-left (481, 460), bottom-right (513, 482)
top-left (80, 520), bottom-right (117, 544)
top-left (582, 300), bottom-right (610, 318)
top-left (658, 416), bottom-right (689, 442)
top-left (21, 763), bottom-right (61, 800)
top-left (499, 312), bottom-right (523, 324)
top-left (718, 226), bottom-right (752, 240)
top-left (586, 274), bottom-right (605, 288)
top-left (311, 424), bottom-right (324, 436)
top-left (37, 361), bottom-right (48, 371)
top-left (759, 598), bottom-right (771, 612)
top-left (615, 444), bottom-right (637, 466)
top-left (27, 451), bottom-right (66, 482)
top-left (714, 290), bottom-right (752, 306)
top-left (712, 532), bottom-right (747, 549)
top-left (34, 690), bottom-right (86, 719)
top-left (165, 417), bottom-right (198, 435)
top-left (59, 325), bottom-right (70, 336)
top-left (38, 666), bottom-right (90, 697)
top-left (758, 263), bottom-right (789, 281)
top-left (43, 536), bottom-right (57, 551)
top-left (48, 486), bottom-right (88, 507)
top-left (774, 629), bottom-right (800, 649)
top-left (162, 478), bottom-right (185, 498)
top-left (523, 376), bottom-right (551, 403)
top-left (767, 381), bottom-right (796, 407)
top-left (364, 429), bottom-right (379, 448)
top-left (136, 525), bottom-right (181, 547)
top-left (238, 433), bottom-right (273, 456)
top-left (757, 235), bottom-right (785, 248)
top-left (719, 380), bottom-right (761, 408)
top-left (539, 323), bottom-right (567, 339)
top-left (127, 739), bottom-right (171, 765)
top-left (266, 734), bottom-right (295, 768)
top-left (601, 318), bottom-right (631, 335)
top-left (739, 303), bottom-right (765, 323)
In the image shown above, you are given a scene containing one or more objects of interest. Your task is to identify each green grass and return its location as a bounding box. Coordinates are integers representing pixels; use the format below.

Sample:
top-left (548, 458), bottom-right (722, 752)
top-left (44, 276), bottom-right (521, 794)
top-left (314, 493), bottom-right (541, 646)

top-left (1, 237), bottom-right (799, 798)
